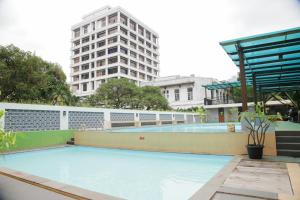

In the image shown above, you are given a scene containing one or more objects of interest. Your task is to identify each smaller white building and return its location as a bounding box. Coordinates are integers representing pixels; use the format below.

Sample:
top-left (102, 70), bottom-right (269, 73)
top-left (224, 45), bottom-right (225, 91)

top-left (141, 75), bottom-right (217, 109)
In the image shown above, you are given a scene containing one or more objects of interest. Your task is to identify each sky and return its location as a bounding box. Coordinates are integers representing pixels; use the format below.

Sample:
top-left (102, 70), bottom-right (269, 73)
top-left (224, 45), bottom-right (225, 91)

top-left (1, 0), bottom-right (300, 82)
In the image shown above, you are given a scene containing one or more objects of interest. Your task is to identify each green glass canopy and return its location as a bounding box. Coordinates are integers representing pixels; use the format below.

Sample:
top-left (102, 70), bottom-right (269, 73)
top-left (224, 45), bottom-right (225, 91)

top-left (203, 81), bottom-right (242, 90)
top-left (220, 26), bottom-right (300, 92)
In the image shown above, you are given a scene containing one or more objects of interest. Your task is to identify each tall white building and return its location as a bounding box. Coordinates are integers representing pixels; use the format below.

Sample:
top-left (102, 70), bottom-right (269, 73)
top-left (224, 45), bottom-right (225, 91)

top-left (70, 6), bottom-right (160, 97)
top-left (141, 75), bottom-right (217, 109)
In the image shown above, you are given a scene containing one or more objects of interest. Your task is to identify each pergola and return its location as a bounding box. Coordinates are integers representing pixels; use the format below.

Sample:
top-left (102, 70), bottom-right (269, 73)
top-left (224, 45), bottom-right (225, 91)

top-left (219, 26), bottom-right (300, 111)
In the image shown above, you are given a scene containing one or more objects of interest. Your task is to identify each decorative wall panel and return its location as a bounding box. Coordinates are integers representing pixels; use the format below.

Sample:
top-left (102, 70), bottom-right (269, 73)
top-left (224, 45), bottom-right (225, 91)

top-left (4, 109), bottom-right (60, 131)
top-left (69, 111), bottom-right (104, 129)
top-left (110, 113), bottom-right (134, 122)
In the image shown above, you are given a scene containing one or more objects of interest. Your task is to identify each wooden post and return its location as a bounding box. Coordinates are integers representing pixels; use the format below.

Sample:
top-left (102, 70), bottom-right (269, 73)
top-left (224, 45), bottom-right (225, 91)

top-left (238, 45), bottom-right (248, 111)
top-left (252, 74), bottom-right (257, 105)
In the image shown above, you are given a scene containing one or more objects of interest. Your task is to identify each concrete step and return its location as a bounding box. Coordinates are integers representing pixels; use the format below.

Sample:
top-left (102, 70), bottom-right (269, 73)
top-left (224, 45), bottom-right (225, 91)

top-left (277, 149), bottom-right (300, 157)
top-left (276, 136), bottom-right (300, 143)
top-left (276, 143), bottom-right (300, 150)
top-left (276, 131), bottom-right (300, 136)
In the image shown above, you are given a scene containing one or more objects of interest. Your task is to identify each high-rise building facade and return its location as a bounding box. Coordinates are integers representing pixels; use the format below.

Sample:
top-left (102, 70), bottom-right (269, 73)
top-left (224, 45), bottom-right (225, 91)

top-left (70, 6), bottom-right (160, 97)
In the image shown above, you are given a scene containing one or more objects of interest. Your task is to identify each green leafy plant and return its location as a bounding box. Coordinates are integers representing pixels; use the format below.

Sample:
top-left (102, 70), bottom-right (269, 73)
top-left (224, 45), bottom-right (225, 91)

top-left (197, 106), bottom-right (207, 123)
top-left (228, 107), bottom-right (239, 122)
top-left (0, 110), bottom-right (16, 151)
top-left (240, 105), bottom-right (281, 146)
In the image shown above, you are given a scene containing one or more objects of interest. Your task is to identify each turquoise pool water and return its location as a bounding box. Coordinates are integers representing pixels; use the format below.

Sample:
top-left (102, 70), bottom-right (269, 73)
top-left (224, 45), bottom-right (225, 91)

top-left (0, 147), bottom-right (232, 200)
top-left (111, 122), bottom-right (241, 133)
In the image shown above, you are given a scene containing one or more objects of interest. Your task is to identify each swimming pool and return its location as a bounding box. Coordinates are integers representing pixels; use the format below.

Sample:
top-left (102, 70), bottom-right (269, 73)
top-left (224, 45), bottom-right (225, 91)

top-left (111, 122), bottom-right (241, 133)
top-left (0, 146), bottom-right (232, 200)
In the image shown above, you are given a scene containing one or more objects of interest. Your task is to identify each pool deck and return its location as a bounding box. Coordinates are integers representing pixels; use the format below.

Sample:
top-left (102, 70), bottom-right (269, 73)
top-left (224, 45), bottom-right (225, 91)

top-left (190, 156), bottom-right (300, 200)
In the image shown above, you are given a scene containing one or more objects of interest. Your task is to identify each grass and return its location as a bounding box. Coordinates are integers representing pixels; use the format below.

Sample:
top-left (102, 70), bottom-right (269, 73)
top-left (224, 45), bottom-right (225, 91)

top-left (1, 130), bottom-right (75, 153)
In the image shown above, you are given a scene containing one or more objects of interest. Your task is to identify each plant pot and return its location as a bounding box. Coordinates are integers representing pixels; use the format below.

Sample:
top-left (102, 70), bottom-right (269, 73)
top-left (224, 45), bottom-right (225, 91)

top-left (227, 123), bottom-right (235, 133)
top-left (247, 144), bottom-right (264, 159)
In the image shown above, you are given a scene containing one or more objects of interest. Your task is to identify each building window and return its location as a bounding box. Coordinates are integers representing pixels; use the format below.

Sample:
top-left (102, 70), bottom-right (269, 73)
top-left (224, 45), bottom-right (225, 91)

top-left (146, 30), bottom-right (151, 40)
top-left (108, 46), bottom-right (118, 54)
top-left (139, 55), bottom-right (144, 62)
top-left (96, 59), bottom-right (105, 67)
top-left (130, 42), bottom-right (137, 49)
top-left (97, 50), bottom-right (106, 57)
top-left (138, 37), bottom-right (144, 45)
top-left (130, 51), bottom-right (137, 58)
top-left (120, 56), bottom-right (128, 64)
top-left (164, 90), bottom-right (169, 99)
top-left (73, 48), bottom-right (80, 55)
top-left (97, 18), bottom-right (106, 28)
top-left (138, 25), bottom-right (144, 36)
top-left (83, 24), bottom-right (89, 34)
top-left (120, 13), bottom-right (128, 25)
top-left (81, 54), bottom-right (89, 61)
top-left (73, 57), bottom-right (80, 64)
top-left (97, 31), bottom-right (105, 39)
top-left (139, 73), bottom-right (145, 79)
top-left (108, 56), bottom-right (118, 64)
top-left (120, 27), bottom-right (128, 35)
top-left (130, 20), bottom-right (136, 31)
top-left (130, 32), bottom-right (136, 40)
top-left (120, 36), bottom-right (128, 45)
top-left (187, 87), bottom-right (193, 100)
top-left (74, 28), bottom-right (80, 38)
top-left (82, 36), bottom-right (89, 44)
top-left (81, 64), bottom-right (89, 71)
top-left (130, 70), bottom-right (137, 77)
top-left (138, 46), bottom-right (144, 53)
top-left (97, 40), bottom-right (105, 48)
top-left (108, 66), bottom-right (118, 74)
top-left (108, 13), bottom-right (117, 24)
top-left (96, 69), bottom-right (106, 77)
top-left (73, 40), bottom-right (80, 47)
top-left (108, 27), bottom-right (117, 35)
top-left (82, 45), bottom-right (89, 53)
top-left (81, 73), bottom-right (89, 80)
top-left (130, 60), bottom-right (137, 68)
top-left (153, 35), bottom-right (157, 44)
top-left (120, 46), bottom-right (128, 55)
top-left (175, 89), bottom-right (180, 101)
top-left (108, 36), bottom-right (118, 44)
top-left (139, 64), bottom-right (145, 71)
top-left (120, 67), bottom-right (128, 74)
top-left (82, 83), bottom-right (88, 92)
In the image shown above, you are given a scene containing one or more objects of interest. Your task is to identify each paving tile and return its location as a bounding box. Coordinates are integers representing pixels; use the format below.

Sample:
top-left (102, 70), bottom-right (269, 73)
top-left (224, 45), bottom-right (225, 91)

top-left (212, 192), bottom-right (268, 200)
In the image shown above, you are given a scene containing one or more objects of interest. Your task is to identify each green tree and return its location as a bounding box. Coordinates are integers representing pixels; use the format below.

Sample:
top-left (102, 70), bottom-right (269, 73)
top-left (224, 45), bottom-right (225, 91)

top-left (90, 78), bottom-right (140, 108)
top-left (140, 86), bottom-right (169, 110)
top-left (232, 86), bottom-right (253, 103)
top-left (88, 78), bottom-right (169, 110)
top-left (0, 44), bottom-right (77, 105)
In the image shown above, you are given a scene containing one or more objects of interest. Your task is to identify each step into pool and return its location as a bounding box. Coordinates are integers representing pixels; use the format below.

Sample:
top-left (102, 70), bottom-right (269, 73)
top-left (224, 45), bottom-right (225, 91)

top-left (0, 146), bottom-right (232, 200)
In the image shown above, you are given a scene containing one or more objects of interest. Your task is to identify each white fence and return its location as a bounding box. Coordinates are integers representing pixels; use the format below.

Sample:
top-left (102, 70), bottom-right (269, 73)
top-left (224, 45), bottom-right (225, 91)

top-left (0, 103), bottom-right (200, 131)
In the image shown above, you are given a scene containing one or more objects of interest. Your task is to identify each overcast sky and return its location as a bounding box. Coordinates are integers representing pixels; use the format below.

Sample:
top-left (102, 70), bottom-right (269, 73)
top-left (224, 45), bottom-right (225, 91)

top-left (1, 0), bottom-right (300, 82)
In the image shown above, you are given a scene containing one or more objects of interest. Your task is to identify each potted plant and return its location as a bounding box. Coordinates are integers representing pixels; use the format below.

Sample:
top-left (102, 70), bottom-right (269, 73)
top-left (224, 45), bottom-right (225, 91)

top-left (240, 105), bottom-right (280, 159)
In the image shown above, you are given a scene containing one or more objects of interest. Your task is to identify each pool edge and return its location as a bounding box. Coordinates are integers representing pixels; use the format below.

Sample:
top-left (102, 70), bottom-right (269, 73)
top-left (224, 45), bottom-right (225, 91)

top-left (0, 167), bottom-right (124, 200)
top-left (189, 156), bottom-right (242, 200)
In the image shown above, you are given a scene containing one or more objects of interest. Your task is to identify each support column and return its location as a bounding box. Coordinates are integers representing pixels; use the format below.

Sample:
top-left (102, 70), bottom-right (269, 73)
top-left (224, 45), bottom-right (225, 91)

top-left (252, 74), bottom-right (257, 105)
top-left (237, 45), bottom-right (248, 111)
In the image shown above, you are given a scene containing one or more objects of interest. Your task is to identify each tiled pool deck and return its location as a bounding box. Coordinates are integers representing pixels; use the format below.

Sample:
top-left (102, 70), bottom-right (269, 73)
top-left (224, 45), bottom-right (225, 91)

top-left (191, 156), bottom-right (300, 200)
